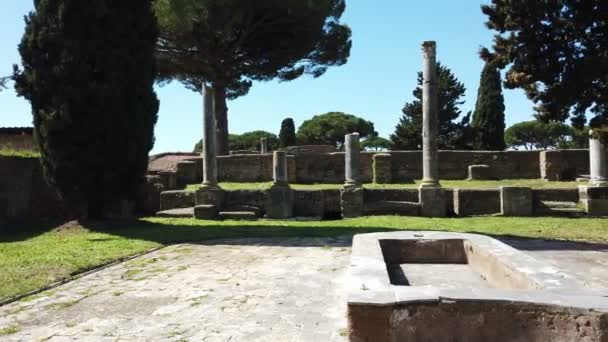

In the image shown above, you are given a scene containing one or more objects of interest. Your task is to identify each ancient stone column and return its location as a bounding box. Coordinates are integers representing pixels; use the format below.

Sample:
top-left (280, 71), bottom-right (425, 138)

top-left (420, 41), bottom-right (440, 188)
top-left (344, 133), bottom-right (361, 188)
top-left (589, 131), bottom-right (608, 186)
top-left (273, 151), bottom-right (288, 186)
top-left (202, 84), bottom-right (218, 187)
top-left (260, 138), bottom-right (268, 154)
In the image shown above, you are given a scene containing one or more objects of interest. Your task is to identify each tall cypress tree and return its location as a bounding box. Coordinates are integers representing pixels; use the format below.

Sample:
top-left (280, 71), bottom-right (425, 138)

top-left (390, 63), bottom-right (473, 150)
top-left (279, 118), bottom-right (297, 148)
top-left (14, 0), bottom-right (159, 218)
top-left (471, 62), bottom-right (506, 150)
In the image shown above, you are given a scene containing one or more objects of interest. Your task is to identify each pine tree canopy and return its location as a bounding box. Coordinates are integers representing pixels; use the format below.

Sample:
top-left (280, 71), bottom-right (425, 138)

top-left (13, 0), bottom-right (159, 218)
top-left (390, 62), bottom-right (473, 150)
top-left (154, 0), bottom-right (352, 154)
top-left (481, 0), bottom-right (608, 127)
top-left (471, 62), bottom-right (506, 150)
top-left (297, 112), bottom-right (374, 148)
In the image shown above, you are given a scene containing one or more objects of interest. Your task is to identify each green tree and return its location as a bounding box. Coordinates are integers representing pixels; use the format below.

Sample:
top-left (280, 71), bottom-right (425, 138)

top-left (155, 0), bottom-right (352, 155)
top-left (505, 121), bottom-right (574, 150)
top-left (194, 131), bottom-right (279, 152)
top-left (471, 62), bottom-right (506, 150)
top-left (279, 118), bottom-right (297, 148)
top-left (297, 112), bottom-right (374, 148)
top-left (13, 0), bottom-right (159, 218)
top-left (0, 76), bottom-right (10, 92)
top-left (361, 132), bottom-right (390, 151)
top-left (390, 63), bottom-right (473, 150)
top-left (481, 1), bottom-right (608, 127)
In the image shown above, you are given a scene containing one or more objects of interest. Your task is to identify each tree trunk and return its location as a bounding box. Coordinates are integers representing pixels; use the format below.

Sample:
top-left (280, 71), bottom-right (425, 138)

top-left (213, 85), bottom-right (229, 156)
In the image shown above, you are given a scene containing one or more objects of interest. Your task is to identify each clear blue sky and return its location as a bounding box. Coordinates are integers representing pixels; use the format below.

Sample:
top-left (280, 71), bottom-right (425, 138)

top-left (0, 0), bottom-right (536, 154)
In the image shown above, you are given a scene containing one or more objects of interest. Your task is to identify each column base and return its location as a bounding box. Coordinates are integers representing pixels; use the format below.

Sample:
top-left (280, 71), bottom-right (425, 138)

top-left (419, 187), bottom-right (447, 217)
top-left (195, 185), bottom-right (225, 207)
top-left (579, 185), bottom-right (608, 216)
top-left (265, 185), bottom-right (294, 219)
top-left (341, 187), bottom-right (364, 218)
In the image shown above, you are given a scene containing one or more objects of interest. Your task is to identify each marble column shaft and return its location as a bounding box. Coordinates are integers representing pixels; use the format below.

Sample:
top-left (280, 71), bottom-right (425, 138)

top-left (202, 85), bottom-right (218, 186)
top-left (589, 132), bottom-right (608, 186)
top-left (421, 41), bottom-right (440, 187)
top-left (345, 133), bottom-right (361, 188)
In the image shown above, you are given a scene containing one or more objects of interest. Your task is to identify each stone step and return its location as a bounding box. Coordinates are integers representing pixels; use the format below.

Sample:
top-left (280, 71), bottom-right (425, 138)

top-left (224, 205), bottom-right (262, 217)
top-left (157, 207), bottom-right (194, 218)
top-left (535, 204), bottom-right (585, 217)
top-left (219, 211), bottom-right (259, 221)
top-left (541, 201), bottom-right (578, 209)
top-left (363, 201), bottom-right (420, 216)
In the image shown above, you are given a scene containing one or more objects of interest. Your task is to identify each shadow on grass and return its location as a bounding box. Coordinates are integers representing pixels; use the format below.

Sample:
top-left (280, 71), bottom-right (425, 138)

top-left (3, 217), bottom-right (608, 252)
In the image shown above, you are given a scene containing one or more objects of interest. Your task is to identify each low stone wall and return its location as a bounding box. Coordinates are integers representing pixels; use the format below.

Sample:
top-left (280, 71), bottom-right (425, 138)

top-left (0, 156), bottom-right (63, 220)
top-left (0, 127), bottom-right (35, 151)
top-left (540, 150), bottom-right (589, 181)
top-left (151, 149), bottom-right (589, 184)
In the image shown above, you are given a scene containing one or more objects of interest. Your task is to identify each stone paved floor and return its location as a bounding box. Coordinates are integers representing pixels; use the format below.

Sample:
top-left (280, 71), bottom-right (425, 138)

top-left (1, 236), bottom-right (607, 342)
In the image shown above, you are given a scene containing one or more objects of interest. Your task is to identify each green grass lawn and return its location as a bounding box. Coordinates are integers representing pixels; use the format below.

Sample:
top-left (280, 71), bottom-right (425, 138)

top-left (1, 216), bottom-right (607, 303)
top-left (0, 148), bottom-right (40, 158)
top-left (186, 179), bottom-right (586, 191)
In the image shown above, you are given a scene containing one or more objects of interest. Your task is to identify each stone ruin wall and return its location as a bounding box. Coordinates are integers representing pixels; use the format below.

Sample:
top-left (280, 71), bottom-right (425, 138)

top-left (0, 128), bottom-right (36, 151)
top-left (153, 149), bottom-right (590, 185)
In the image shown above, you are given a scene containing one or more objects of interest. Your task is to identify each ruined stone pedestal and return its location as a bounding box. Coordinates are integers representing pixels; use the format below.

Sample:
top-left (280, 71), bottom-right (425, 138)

top-left (373, 153), bottom-right (392, 184)
top-left (265, 185), bottom-right (294, 219)
top-left (341, 187), bottom-right (364, 218)
top-left (195, 186), bottom-right (225, 207)
top-left (500, 186), bottom-right (532, 217)
top-left (579, 185), bottom-right (608, 216)
top-left (419, 187), bottom-right (447, 217)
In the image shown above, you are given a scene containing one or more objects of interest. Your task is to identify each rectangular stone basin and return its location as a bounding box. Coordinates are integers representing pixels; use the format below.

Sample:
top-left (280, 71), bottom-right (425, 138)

top-left (347, 232), bottom-right (608, 342)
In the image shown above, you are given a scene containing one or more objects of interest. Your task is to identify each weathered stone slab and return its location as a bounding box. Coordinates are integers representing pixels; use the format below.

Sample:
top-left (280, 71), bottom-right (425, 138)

top-left (219, 211), bottom-right (258, 221)
top-left (156, 207), bottom-right (194, 218)
top-left (500, 186), bottom-right (532, 216)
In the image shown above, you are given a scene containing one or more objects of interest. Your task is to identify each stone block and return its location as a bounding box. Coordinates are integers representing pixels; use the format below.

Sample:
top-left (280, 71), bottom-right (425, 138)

top-left (176, 161), bottom-right (198, 187)
top-left (294, 190), bottom-right (325, 218)
top-left (158, 171), bottom-right (178, 190)
top-left (194, 205), bottom-right (218, 220)
top-left (341, 187), bottom-right (364, 218)
top-left (195, 186), bottom-right (225, 207)
top-left (160, 190), bottom-right (195, 210)
top-left (500, 186), bottom-right (532, 217)
top-left (373, 153), bottom-right (392, 184)
top-left (467, 164), bottom-right (493, 180)
top-left (579, 186), bottom-right (608, 216)
top-left (419, 187), bottom-right (447, 217)
top-left (137, 179), bottom-right (164, 215)
top-left (453, 188), bottom-right (500, 216)
top-left (265, 185), bottom-right (294, 219)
